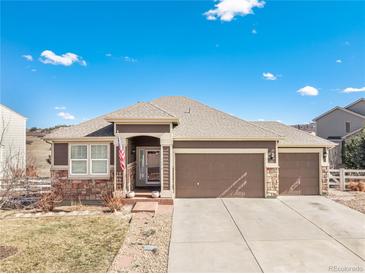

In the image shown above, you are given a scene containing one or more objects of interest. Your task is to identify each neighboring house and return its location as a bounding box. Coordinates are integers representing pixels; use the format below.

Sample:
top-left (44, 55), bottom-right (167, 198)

top-left (0, 104), bottom-right (27, 178)
top-left (313, 98), bottom-right (365, 167)
top-left (45, 96), bottom-right (334, 202)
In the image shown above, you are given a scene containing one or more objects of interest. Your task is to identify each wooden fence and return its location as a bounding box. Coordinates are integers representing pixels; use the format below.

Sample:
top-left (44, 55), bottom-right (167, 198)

top-left (329, 169), bottom-right (365, 190)
top-left (0, 177), bottom-right (52, 194)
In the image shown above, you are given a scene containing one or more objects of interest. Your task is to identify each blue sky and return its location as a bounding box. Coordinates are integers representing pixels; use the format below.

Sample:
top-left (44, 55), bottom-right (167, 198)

top-left (1, 0), bottom-right (365, 128)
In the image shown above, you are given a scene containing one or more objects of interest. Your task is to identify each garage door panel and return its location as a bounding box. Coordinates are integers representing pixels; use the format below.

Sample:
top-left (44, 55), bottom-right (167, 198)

top-left (279, 153), bottom-right (319, 195)
top-left (176, 154), bottom-right (264, 198)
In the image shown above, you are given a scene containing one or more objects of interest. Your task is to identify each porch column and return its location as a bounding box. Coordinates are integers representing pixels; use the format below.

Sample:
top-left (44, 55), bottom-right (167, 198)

top-left (160, 137), bottom-right (173, 198)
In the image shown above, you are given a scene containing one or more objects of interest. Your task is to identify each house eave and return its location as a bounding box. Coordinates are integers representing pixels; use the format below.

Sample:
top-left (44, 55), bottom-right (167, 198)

top-left (278, 144), bottom-right (337, 148)
top-left (44, 137), bottom-right (115, 142)
top-left (104, 118), bottom-right (179, 124)
top-left (173, 137), bottom-right (283, 141)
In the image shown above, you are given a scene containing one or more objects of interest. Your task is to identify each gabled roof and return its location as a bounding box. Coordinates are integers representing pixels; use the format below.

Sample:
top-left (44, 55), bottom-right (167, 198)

top-left (45, 96), bottom-right (282, 140)
top-left (0, 104), bottom-right (27, 120)
top-left (104, 102), bottom-right (178, 123)
top-left (252, 121), bottom-right (336, 147)
top-left (345, 98), bottom-right (365, 110)
top-left (313, 106), bottom-right (365, 121)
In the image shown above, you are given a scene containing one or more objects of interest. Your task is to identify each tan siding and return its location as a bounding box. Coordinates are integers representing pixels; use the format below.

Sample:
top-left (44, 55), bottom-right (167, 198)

top-left (174, 141), bottom-right (276, 163)
top-left (116, 124), bottom-right (170, 133)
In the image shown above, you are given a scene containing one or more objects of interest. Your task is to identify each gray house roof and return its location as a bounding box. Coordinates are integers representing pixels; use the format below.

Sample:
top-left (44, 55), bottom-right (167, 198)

top-left (151, 96), bottom-right (282, 140)
top-left (46, 96), bottom-right (281, 140)
top-left (45, 96), bottom-right (334, 147)
top-left (252, 121), bottom-right (336, 147)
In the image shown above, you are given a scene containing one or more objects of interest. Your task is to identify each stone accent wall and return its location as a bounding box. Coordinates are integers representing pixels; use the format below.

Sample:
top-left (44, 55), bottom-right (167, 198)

top-left (265, 167), bottom-right (279, 198)
top-left (162, 146), bottom-right (170, 191)
top-left (321, 165), bottom-right (329, 195)
top-left (51, 169), bottom-right (114, 202)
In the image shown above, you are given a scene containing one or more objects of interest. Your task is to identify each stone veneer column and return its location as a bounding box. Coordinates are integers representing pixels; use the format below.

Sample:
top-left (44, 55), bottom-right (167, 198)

top-left (265, 167), bottom-right (279, 198)
top-left (321, 165), bottom-right (329, 195)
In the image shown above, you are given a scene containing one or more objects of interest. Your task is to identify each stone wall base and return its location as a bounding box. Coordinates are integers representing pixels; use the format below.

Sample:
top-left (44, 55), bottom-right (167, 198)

top-left (266, 167), bottom-right (279, 198)
top-left (51, 170), bottom-right (113, 202)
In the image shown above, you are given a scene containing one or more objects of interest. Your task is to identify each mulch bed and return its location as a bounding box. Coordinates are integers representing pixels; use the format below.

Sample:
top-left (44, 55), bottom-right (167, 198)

top-left (0, 246), bottom-right (18, 260)
top-left (109, 205), bottom-right (173, 273)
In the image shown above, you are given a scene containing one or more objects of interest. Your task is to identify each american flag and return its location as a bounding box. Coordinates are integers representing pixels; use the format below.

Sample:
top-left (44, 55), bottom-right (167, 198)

top-left (117, 137), bottom-right (126, 171)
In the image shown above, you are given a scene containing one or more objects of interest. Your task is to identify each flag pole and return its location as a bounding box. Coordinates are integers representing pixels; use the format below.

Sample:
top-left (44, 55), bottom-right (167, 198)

top-left (113, 133), bottom-right (117, 194)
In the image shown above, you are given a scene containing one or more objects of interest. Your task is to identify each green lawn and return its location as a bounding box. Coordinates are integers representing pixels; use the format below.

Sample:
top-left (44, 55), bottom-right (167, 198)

top-left (0, 214), bottom-right (128, 272)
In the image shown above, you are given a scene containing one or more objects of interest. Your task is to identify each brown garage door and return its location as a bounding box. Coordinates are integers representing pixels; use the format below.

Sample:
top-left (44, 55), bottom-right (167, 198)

top-left (279, 153), bottom-right (319, 195)
top-left (175, 153), bottom-right (265, 198)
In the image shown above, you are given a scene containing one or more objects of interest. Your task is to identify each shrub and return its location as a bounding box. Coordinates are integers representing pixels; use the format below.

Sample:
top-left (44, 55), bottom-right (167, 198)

top-left (343, 128), bottom-right (365, 169)
top-left (37, 184), bottom-right (63, 212)
top-left (102, 195), bottom-right (124, 212)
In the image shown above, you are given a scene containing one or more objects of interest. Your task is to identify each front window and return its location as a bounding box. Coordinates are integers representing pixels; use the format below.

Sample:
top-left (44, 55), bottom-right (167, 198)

top-left (91, 144), bottom-right (108, 175)
top-left (345, 122), bottom-right (351, 133)
top-left (69, 144), bottom-right (109, 176)
top-left (70, 145), bottom-right (88, 175)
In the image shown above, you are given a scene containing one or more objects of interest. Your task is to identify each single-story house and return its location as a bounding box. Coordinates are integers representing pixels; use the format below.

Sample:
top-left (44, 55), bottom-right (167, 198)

top-left (44, 96), bottom-right (335, 201)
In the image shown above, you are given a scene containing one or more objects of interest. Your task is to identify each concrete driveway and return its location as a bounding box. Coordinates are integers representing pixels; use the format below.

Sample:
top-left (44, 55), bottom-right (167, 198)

top-left (168, 196), bottom-right (365, 273)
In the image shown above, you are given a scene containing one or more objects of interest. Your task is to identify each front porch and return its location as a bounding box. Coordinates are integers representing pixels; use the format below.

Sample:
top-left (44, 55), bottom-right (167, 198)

top-left (113, 135), bottom-right (173, 201)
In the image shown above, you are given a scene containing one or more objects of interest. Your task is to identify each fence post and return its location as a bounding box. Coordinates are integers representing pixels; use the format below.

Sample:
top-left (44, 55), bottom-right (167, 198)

top-left (339, 168), bottom-right (345, 191)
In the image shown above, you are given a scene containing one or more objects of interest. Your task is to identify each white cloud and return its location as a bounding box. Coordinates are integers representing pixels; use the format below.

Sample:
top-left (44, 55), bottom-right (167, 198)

top-left (123, 56), bottom-right (137, 63)
top-left (336, 59), bottom-right (342, 63)
top-left (204, 0), bottom-right (265, 22)
top-left (54, 106), bottom-right (66, 110)
top-left (31, 69), bottom-right (37, 72)
top-left (22, 54), bottom-right (33, 61)
top-left (342, 87), bottom-right (365, 93)
top-left (262, 72), bottom-right (277, 81)
top-left (40, 50), bottom-right (87, 66)
top-left (105, 53), bottom-right (112, 57)
top-left (252, 29), bottom-right (257, 34)
top-left (297, 86), bottom-right (319, 96)
top-left (57, 111), bottom-right (75, 120)
top-left (258, 118), bottom-right (265, 121)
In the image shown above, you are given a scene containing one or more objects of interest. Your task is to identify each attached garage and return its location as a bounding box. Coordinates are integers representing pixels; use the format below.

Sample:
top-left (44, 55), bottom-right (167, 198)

top-left (279, 153), bottom-right (320, 195)
top-left (175, 153), bottom-right (265, 198)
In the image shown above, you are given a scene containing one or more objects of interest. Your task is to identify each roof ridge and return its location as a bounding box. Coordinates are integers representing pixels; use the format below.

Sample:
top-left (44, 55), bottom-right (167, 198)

top-left (147, 102), bottom-right (177, 118)
top-left (344, 97), bottom-right (365, 110)
top-left (313, 106), bottom-right (365, 121)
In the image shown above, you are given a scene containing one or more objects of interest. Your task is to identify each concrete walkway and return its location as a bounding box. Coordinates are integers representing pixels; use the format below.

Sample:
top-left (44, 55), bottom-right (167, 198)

top-left (168, 196), bottom-right (365, 273)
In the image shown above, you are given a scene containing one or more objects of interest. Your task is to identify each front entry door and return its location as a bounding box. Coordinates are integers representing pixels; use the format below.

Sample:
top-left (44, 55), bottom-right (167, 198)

top-left (136, 147), bottom-right (161, 186)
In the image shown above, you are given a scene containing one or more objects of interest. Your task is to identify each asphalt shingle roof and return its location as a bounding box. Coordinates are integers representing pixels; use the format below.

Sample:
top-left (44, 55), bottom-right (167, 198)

top-left (252, 121), bottom-right (336, 147)
top-left (45, 96), bottom-right (335, 147)
top-left (151, 96), bottom-right (281, 139)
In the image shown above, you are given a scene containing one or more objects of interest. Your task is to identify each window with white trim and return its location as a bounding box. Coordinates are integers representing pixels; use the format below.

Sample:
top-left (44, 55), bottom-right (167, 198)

top-left (91, 144), bottom-right (108, 175)
top-left (70, 145), bottom-right (88, 175)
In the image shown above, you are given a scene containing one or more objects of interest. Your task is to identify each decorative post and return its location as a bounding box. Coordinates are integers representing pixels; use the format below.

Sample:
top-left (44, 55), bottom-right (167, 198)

top-left (339, 168), bottom-right (345, 191)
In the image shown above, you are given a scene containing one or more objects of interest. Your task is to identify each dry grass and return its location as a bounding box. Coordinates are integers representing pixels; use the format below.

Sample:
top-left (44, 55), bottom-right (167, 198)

top-left (26, 136), bottom-right (51, 177)
top-left (0, 215), bottom-right (128, 272)
top-left (328, 188), bottom-right (365, 214)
